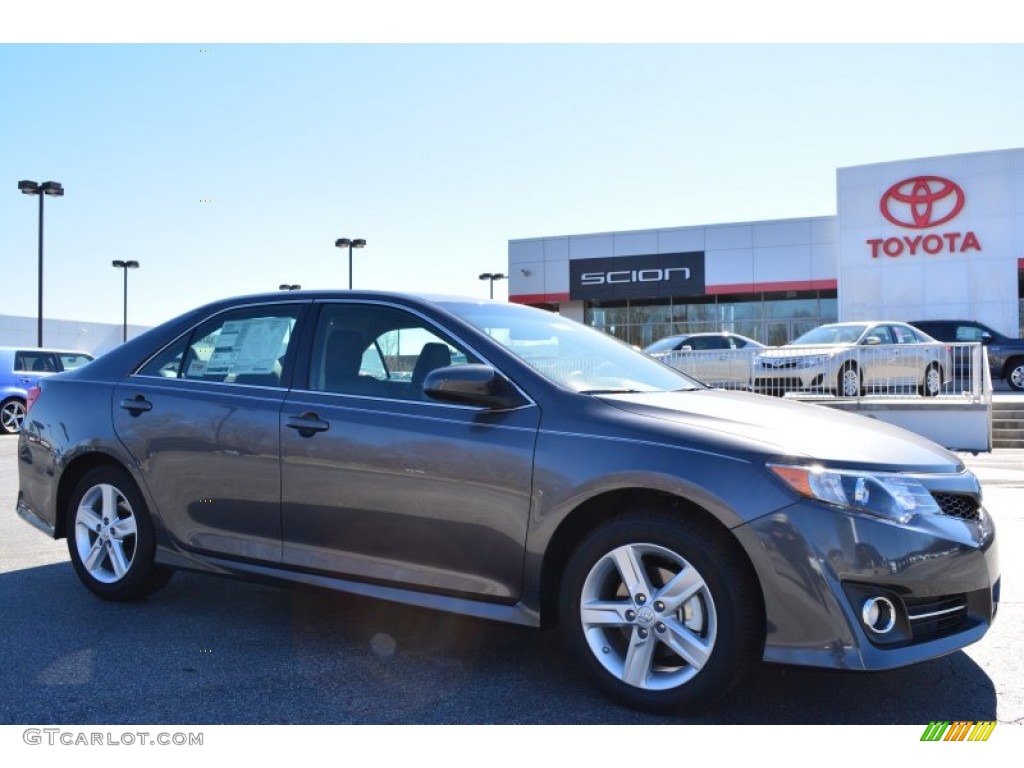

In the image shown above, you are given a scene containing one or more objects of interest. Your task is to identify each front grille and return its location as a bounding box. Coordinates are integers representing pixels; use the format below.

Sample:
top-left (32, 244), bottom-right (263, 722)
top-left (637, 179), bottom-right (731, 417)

top-left (754, 377), bottom-right (804, 390)
top-left (904, 593), bottom-right (969, 642)
top-left (932, 493), bottom-right (980, 521)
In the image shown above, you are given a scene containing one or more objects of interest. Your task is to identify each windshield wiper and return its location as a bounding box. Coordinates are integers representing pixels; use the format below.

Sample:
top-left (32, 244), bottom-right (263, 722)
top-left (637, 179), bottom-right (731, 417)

top-left (579, 388), bottom-right (644, 395)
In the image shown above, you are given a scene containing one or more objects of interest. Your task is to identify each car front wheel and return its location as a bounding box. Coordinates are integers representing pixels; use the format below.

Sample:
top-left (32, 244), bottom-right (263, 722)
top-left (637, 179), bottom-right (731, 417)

top-left (66, 466), bottom-right (173, 601)
top-left (1007, 359), bottom-right (1024, 391)
top-left (837, 363), bottom-right (862, 398)
top-left (920, 363), bottom-right (943, 397)
top-left (559, 510), bottom-right (762, 713)
top-left (0, 398), bottom-right (26, 434)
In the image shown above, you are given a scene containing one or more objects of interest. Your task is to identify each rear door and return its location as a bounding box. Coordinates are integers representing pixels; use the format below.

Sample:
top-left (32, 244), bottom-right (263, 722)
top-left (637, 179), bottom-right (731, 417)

top-left (112, 301), bottom-right (306, 563)
top-left (684, 336), bottom-right (731, 386)
top-left (13, 350), bottom-right (59, 391)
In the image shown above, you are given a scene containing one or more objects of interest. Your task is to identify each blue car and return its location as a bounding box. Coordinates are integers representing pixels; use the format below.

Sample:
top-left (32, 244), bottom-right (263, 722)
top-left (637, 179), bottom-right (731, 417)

top-left (0, 346), bottom-right (94, 434)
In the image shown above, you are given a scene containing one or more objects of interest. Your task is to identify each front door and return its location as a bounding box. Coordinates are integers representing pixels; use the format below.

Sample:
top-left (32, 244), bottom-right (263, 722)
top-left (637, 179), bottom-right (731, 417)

top-left (280, 301), bottom-right (539, 602)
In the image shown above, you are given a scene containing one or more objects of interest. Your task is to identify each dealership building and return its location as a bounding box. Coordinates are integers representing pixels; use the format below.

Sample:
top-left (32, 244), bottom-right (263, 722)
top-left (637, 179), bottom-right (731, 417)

top-left (507, 148), bottom-right (1024, 349)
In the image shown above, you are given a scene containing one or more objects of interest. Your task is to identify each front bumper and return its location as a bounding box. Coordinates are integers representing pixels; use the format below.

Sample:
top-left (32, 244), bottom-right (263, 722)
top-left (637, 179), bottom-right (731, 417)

top-left (735, 497), bottom-right (999, 671)
top-left (753, 363), bottom-right (830, 394)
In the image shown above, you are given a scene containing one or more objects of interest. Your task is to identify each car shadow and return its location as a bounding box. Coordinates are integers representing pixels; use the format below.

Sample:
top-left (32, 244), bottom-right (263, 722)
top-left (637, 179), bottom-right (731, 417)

top-left (0, 564), bottom-right (996, 725)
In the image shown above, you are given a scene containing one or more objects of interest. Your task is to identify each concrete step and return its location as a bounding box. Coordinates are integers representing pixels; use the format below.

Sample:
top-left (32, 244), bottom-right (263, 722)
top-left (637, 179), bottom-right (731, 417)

top-left (993, 438), bottom-right (1024, 449)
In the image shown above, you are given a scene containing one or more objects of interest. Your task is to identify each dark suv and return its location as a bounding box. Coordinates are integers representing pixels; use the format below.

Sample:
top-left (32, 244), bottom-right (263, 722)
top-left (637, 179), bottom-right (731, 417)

top-left (908, 320), bottom-right (1024, 391)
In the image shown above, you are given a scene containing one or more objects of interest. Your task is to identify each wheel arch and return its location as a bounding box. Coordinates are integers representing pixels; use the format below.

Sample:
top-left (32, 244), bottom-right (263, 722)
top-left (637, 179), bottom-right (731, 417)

top-left (1002, 354), bottom-right (1024, 379)
top-left (537, 487), bottom-right (765, 632)
top-left (55, 452), bottom-right (133, 539)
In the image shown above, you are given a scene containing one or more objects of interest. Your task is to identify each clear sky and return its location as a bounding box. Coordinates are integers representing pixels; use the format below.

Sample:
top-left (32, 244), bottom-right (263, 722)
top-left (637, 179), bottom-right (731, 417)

top-left (3, 37), bottom-right (1024, 327)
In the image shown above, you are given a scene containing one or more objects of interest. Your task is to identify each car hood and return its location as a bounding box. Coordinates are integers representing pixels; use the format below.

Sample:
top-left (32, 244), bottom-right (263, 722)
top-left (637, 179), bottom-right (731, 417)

top-left (598, 389), bottom-right (963, 473)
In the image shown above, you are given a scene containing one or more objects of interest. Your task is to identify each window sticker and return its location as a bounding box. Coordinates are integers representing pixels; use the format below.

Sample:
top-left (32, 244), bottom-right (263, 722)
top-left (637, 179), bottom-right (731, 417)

top-left (204, 318), bottom-right (292, 376)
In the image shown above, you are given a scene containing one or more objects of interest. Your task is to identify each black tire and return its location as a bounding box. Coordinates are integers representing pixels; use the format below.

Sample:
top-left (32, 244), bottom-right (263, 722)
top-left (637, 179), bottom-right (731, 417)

top-left (0, 397), bottom-right (26, 435)
top-left (836, 362), bottom-right (861, 397)
top-left (65, 466), bottom-right (173, 601)
top-left (920, 363), bottom-right (943, 397)
top-left (559, 509), bottom-right (763, 714)
top-left (1006, 358), bottom-right (1024, 392)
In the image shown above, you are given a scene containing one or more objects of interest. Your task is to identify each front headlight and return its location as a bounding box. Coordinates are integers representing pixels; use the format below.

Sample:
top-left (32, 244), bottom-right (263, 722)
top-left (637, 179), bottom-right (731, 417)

top-left (768, 464), bottom-right (940, 523)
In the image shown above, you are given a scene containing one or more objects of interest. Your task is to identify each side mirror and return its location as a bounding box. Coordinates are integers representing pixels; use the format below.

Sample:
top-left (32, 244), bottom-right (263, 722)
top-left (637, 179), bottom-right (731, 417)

top-left (980, 332), bottom-right (993, 345)
top-left (422, 364), bottom-right (523, 410)
top-left (862, 336), bottom-right (883, 346)
top-left (680, 345), bottom-right (693, 351)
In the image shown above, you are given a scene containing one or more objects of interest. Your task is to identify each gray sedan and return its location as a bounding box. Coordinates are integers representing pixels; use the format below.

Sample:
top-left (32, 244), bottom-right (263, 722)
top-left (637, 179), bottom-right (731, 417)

top-left (16, 292), bottom-right (998, 713)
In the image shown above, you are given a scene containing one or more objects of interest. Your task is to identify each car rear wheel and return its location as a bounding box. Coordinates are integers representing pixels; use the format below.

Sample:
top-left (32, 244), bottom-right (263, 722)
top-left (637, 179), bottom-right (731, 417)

top-left (837, 363), bottom-right (862, 397)
top-left (0, 398), bottom-right (26, 434)
top-left (1007, 359), bottom-right (1024, 391)
top-left (920, 363), bottom-right (943, 397)
top-left (66, 466), bottom-right (173, 601)
top-left (559, 510), bottom-right (762, 713)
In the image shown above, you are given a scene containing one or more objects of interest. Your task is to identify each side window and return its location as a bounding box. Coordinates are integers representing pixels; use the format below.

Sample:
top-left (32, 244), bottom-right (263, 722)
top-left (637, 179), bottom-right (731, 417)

top-left (138, 305), bottom-right (301, 387)
top-left (955, 324), bottom-right (984, 342)
top-left (891, 326), bottom-right (915, 344)
top-left (309, 303), bottom-right (476, 400)
top-left (14, 351), bottom-right (58, 373)
top-left (866, 326), bottom-right (894, 344)
top-left (59, 353), bottom-right (94, 370)
top-left (728, 337), bottom-right (747, 349)
top-left (687, 337), bottom-right (722, 351)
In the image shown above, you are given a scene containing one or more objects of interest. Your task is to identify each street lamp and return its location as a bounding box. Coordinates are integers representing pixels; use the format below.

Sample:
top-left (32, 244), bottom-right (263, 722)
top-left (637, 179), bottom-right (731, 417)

top-left (279, 284), bottom-right (301, 291)
top-left (478, 272), bottom-right (507, 299)
top-left (18, 180), bottom-right (65, 347)
top-left (111, 260), bottom-right (140, 343)
top-left (334, 238), bottom-right (366, 289)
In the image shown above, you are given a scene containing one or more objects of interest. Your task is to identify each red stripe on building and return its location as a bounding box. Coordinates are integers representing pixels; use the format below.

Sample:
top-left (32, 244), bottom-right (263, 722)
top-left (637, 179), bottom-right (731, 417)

top-left (511, 280), bottom-right (836, 304)
top-left (509, 292), bottom-right (571, 304)
top-left (705, 279), bottom-right (838, 295)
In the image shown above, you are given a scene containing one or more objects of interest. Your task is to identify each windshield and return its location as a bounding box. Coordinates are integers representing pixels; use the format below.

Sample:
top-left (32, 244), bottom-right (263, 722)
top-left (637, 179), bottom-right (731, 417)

top-left (790, 324), bottom-right (868, 346)
top-left (444, 301), bottom-right (700, 393)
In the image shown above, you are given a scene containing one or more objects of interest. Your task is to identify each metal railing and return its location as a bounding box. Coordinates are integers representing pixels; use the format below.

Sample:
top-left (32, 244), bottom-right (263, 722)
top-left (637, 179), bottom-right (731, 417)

top-left (653, 342), bottom-right (992, 402)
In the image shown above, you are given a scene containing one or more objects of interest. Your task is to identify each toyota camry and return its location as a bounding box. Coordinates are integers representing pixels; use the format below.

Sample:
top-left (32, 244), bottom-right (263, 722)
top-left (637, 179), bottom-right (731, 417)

top-left (16, 292), bottom-right (999, 713)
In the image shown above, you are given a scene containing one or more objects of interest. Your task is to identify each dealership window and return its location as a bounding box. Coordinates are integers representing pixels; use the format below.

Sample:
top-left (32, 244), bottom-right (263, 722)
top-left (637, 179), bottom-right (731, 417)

top-left (585, 291), bottom-right (837, 347)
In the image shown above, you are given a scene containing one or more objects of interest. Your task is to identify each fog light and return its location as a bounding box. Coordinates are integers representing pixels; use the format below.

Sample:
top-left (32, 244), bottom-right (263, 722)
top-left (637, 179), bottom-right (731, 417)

top-left (862, 596), bottom-right (896, 634)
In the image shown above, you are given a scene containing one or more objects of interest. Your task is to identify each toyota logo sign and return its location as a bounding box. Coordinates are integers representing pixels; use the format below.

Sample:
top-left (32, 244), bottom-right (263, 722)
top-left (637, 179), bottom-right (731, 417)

top-left (879, 176), bottom-right (965, 229)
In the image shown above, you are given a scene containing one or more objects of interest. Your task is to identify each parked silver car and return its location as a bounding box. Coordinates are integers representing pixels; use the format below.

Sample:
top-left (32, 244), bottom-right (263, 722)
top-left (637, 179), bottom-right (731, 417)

top-left (753, 322), bottom-right (951, 397)
top-left (645, 333), bottom-right (766, 390)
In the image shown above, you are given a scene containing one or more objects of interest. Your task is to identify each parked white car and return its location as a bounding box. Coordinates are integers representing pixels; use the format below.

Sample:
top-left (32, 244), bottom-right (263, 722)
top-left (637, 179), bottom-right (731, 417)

top-left (753, 322), bottom-right (951, 397)
top-left (645, 333), bottom-right (766, 390)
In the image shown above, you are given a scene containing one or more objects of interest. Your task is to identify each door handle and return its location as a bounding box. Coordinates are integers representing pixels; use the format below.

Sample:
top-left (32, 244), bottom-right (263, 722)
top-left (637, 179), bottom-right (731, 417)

top-left (119, 395), bottom-right (153, 414)
top-left (286, 411), bottom-right (330, 436)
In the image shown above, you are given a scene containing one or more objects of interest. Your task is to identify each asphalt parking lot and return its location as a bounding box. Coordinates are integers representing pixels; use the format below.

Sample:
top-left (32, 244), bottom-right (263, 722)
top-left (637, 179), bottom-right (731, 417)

top-left (1, 434), bottom-right (1021, 725)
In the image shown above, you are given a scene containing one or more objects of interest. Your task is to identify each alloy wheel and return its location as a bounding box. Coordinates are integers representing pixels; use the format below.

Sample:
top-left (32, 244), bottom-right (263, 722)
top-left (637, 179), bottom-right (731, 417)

top-left (579, 542), bottom-right (717, 691)
top-left (73, 483), bottom-right (139, 584)
top-left (1, 400), bottom-right (26, 434)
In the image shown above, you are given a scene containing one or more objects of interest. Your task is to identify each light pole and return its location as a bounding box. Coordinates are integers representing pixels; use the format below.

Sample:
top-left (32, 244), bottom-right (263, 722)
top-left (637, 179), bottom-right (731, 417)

top-left (334, 238), bottom-right (366, 289)
top-left (18, 180), bottom-right (64, 347)
top-left (478, 272), bottom-right (507, 299)
top-left (279, 284), bottom-right (301, 291)
top-left (112, 260), bottom-right (139, 343)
